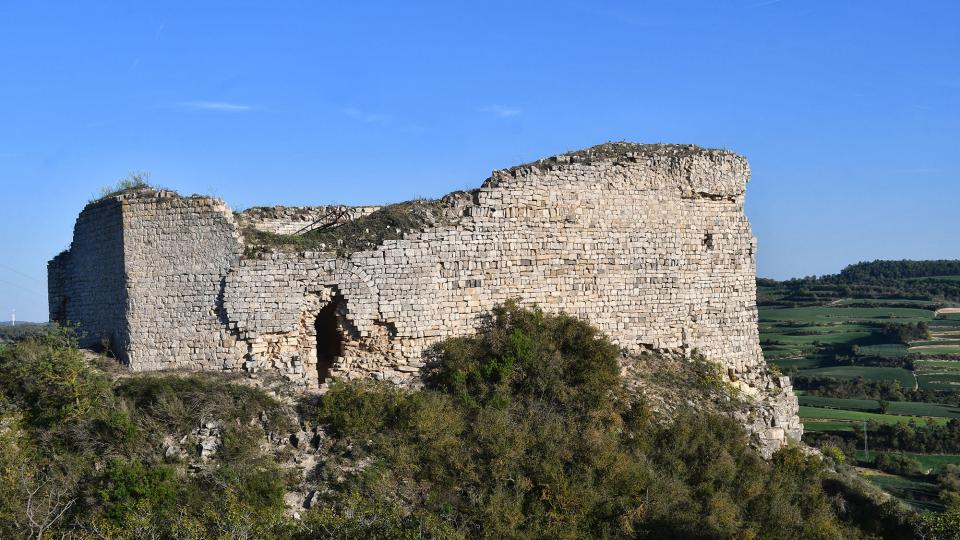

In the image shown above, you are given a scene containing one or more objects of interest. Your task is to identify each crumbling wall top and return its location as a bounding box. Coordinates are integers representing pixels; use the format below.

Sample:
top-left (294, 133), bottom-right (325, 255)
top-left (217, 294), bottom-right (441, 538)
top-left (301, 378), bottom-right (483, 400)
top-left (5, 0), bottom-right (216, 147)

top-left (85, 186), bottom-right (227, 212)
top-left (491, 142), bottom-right (750, 200)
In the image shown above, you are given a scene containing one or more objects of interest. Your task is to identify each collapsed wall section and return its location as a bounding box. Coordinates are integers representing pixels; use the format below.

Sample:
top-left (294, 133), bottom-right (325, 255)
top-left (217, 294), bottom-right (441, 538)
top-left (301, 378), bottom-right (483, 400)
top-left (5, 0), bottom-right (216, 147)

top-left (48, 198), bottom-right (130, 354)
top-left (238, 205), bottom-right (381, 235)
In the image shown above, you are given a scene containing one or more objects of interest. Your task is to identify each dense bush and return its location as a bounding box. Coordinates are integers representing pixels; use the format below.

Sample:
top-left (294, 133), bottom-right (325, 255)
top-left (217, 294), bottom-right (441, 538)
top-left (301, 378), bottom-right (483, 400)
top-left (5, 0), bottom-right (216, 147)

top-left (311, 303), bottom-right (870, 539)
top-left (873, 453), bottom-right (925, 476)
top-left (0, 308), bottom-right (927, 538)
top-left (0, 328), bottom-right (297, 538)
top-left (879, 322), bottom-right (929, 344)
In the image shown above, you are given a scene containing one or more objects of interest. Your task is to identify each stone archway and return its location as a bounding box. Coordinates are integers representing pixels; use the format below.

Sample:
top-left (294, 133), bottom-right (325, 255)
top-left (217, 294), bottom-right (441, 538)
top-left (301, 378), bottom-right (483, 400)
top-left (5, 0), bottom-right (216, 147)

top-left (314, 297), bottom-right (344, 383)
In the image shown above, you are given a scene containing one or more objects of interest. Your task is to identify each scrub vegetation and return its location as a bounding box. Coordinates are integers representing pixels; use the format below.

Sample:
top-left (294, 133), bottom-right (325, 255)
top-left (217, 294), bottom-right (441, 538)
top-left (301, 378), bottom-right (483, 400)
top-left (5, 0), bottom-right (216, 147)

top-left (242, 197), bottom-right (463, 257)
top-left (0, 305), bottom-right (930, 538)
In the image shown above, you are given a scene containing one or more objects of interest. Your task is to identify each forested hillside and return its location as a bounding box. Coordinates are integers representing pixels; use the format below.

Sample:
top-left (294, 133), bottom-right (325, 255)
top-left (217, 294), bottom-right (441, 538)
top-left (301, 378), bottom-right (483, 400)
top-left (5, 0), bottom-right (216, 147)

top-left (760, 260), bottom-right (960, 307)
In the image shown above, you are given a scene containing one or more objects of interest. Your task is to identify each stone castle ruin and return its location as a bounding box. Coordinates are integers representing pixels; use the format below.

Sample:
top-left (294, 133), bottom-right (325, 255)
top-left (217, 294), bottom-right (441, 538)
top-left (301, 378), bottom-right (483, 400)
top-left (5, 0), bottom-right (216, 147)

top-left (48, 142), bottom-right (802, 452)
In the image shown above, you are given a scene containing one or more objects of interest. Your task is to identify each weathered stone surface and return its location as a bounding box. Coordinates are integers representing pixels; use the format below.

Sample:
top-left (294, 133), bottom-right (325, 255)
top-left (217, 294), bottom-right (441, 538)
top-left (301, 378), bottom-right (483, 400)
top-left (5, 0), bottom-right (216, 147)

top-left (238, 205), bottom-right (381, 235)
top-left (48, 142), bottom-right (802, 454)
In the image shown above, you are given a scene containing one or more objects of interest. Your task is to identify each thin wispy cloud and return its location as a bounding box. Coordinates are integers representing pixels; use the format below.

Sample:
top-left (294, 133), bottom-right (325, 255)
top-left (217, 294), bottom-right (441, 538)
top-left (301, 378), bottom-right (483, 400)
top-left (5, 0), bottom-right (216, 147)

top-left (481, 105), bottom-right (522, 118)
top-left (176, 101), bottom-right (254, 112)
top-left (340, 107), bottom-right (392, 125)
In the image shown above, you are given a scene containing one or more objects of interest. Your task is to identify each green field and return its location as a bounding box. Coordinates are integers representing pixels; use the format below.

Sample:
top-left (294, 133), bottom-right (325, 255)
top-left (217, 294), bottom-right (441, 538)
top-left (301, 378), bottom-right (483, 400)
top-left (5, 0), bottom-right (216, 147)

top-left (915, 360), bottom-right (960, 370)
top-left (798, 406), bottom-right (947, 427)
top-left (760, 306), bottom-right (936, 324)
top-left (800, 366), bottom-right (917, 387)
top-left (856, 451), bottom-right (960, 473)
top-left (799, 396), bottom-right (960, 419)
top-left (759, 268), bottom-right (960, 511)
top-left (917, 373), bottom-right (960, 391)
top-left (910, 346), bottom-right (960, 356)
top-left (865, 474), bottom-right (943, 512)
top-left (931, 320), bottom-right (960, 329)
top-left (801, 420), bottom-right (856, 433)
top-left (858, 344), bottom-right (910, 357)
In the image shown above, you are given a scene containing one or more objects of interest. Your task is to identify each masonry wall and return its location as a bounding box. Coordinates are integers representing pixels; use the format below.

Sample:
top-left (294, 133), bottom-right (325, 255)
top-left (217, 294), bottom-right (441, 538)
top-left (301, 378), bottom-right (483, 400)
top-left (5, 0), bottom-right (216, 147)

top-left (50, 144), bottom-right (803, 453)
top-left (215, 147), bottom-right (801, 448)
top-left (121, 193), bottom-right (243, 372)
top-left (48, 198), bottom-right (129, 353)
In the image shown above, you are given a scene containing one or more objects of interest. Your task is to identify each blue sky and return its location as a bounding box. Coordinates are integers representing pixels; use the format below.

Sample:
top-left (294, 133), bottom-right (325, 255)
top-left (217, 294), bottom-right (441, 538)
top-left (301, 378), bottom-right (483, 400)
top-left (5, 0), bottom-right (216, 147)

top-left (1, 1), bottom-right (958, 321)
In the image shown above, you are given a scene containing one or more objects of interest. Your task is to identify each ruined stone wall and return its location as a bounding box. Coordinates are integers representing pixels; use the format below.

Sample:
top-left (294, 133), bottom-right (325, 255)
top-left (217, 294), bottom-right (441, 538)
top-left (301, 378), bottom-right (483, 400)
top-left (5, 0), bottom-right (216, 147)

top-left (47, 198), bottom-right (129, 352)
top-left (50, 143), bottom-right (802, 452)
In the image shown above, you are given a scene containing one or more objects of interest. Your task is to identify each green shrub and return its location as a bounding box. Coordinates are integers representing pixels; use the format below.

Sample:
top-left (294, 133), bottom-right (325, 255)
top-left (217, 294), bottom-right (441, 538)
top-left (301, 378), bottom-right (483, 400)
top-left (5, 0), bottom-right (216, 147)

top-left (874, 452), bottom-right (925, 476)
top-left (424, 301), bottom-right (623, 413)
top-left (296, 492), bottom-right (464, 539)
top-left (97, 458), bottom-right (178, 520)
top-left (96, 171), bottom-right (154, 199)
top-left (314, 303), bottom-right (868, 539)
top-left (822, 445), bottom-right (847, 465)
top-left (0, 309), bottom-right (900, 538)
top-left (918, 502), bottom-right (960, 540)
top-left (0, 330), bottom-right (298, 538)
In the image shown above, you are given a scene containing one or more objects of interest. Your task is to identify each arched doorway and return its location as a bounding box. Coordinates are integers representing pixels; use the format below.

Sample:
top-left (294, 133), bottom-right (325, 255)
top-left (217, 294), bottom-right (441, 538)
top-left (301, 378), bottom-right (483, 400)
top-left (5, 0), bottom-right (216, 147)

top-left (314, 298), bottom-right (344, 383)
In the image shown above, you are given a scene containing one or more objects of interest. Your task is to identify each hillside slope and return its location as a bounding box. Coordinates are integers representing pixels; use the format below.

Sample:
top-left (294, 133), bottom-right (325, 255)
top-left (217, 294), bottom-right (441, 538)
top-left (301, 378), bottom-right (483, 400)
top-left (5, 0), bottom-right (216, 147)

top-left (0, 306), bottom-right (930, 539)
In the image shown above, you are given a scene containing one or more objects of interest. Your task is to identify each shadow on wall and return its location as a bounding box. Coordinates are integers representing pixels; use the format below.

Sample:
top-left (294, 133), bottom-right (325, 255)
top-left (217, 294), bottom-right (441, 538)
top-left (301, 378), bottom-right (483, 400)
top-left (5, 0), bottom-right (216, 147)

top-left (315, 297), bottom-right (344, 382)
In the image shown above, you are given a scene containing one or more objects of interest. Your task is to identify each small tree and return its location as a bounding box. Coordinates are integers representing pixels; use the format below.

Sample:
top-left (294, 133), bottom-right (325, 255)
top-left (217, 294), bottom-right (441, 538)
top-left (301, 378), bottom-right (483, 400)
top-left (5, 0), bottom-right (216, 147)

top-left (878, 399), bottom-right (890, 414)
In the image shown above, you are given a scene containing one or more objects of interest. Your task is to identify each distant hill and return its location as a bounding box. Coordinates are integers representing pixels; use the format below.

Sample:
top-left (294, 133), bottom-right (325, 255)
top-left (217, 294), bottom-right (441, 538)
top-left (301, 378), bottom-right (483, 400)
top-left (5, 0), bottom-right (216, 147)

top-left (0, 321), bottom-right (50, 342)
top-left (759, 259), bottom-right (960, 307)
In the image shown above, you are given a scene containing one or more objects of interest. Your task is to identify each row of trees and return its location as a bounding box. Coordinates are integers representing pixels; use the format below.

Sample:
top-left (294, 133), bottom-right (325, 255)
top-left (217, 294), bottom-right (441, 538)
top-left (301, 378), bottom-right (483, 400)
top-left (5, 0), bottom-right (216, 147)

top-left (859, 420), bottom-right (960, 454)
top-left (794, 376), bottom-right (960, 405)
top-left (839, 260), bottom-right (960, 282)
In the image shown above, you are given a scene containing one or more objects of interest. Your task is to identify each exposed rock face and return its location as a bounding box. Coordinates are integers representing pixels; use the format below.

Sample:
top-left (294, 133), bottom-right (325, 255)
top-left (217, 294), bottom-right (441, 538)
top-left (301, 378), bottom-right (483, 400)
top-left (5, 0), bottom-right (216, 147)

top-left (48, 142), bottom-right (802, 454)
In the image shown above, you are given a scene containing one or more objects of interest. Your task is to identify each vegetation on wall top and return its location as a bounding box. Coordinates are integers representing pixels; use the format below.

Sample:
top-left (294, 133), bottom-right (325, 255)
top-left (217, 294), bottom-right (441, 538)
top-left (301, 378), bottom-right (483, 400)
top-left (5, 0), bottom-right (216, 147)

top-left (242, 197), bottom-right (462, 257)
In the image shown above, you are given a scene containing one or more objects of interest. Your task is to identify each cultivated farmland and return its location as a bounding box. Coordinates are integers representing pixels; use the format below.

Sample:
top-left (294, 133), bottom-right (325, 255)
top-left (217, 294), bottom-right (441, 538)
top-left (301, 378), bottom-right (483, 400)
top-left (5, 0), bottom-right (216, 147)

top-left (759, 261), bottom-right (960, 511)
